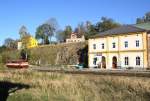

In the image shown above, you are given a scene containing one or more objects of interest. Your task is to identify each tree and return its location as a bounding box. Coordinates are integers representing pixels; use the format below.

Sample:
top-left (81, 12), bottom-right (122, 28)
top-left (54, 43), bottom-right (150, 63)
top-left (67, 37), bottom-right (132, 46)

top-left (96, 17), bottom-right (121, 32)
top-left (0, 45), bottom-right (7, 53)
top-left (136, 18), bottom-right (145, 24)
top-left (45, 18), bottom-right (59, 30)
top-left (136, 11), bottom-right (150, 24)
top-left (35, 25), bottom-right (46, 44)
top-left (85, 24), bottom-right (97, 39)
top-left (145, 12), bottom-right (150, 22)
top-left (21, 34), bottom-right (31, 48)
top-left (19, 25), bottom-right (29, 39)
top-left (56, 30), bottom-right (66, 42)
top-left (64, 25), bottom-right (72, 38)
top-left (36, 24), bottom-right (54, 44)
top-left (4, 38), bottom-right (17, 49)
top-left (77, 21), bottom-right (97, 39)
top-left (56, 25), bottom-right (72, 42)
top-left (74, 22), bottom-right (89, 39)
top-left (36, 18), bottom-right (59, 44)
top-left (75, 22), bottom-right (86, 34)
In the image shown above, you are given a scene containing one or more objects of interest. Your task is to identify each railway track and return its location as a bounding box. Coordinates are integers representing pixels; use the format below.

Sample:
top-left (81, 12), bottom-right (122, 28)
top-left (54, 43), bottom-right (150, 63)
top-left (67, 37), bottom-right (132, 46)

top-left (1, 66), bottom-right (150, 78)
top-left (31, 67), bottom-right (150, 78)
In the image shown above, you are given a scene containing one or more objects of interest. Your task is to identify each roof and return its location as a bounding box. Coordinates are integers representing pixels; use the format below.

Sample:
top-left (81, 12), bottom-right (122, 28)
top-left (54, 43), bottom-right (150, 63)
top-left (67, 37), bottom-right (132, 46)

top-left (67, 32), bottom-right (84, 38)
top-left (92, 25), bottom-right (146, 38)
top-left (134, 22), bottom-right (150, 30)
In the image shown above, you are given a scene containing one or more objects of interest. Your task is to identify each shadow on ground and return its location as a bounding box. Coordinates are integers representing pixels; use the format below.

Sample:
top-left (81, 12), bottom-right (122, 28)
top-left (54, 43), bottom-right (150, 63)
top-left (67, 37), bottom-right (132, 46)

top-left (0, 81), bottom-right (30, 101)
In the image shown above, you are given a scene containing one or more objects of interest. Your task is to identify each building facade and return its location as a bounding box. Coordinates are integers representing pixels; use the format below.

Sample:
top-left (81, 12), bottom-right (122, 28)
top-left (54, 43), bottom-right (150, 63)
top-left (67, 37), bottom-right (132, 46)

top-left (88, 25), bottom-right (150, 69)
top-left (17, 36), bottom-right (38, 50)
top-left (66, 32), bottom-right (85, 43)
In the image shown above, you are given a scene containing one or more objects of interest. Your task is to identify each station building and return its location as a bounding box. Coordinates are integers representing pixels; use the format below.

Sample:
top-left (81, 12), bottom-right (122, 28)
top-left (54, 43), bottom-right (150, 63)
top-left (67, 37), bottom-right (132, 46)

top-left (88, 23), bottom-right (150, 69)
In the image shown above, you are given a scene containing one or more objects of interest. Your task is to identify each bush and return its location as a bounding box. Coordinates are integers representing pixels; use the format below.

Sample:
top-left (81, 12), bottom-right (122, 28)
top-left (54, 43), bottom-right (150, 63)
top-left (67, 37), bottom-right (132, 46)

top-left (0, 50), bottom-right (20, 63)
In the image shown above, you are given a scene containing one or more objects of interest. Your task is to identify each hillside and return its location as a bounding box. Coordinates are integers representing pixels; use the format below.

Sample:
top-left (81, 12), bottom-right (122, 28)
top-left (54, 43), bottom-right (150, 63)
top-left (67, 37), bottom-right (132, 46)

top-left (0, 42), bottom-right (88, 68)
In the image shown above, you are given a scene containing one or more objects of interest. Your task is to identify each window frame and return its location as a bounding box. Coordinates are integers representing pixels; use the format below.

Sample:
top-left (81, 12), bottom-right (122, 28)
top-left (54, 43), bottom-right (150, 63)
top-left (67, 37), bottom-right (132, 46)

top-left (93, 44), bottom-right (96, 50)
top-left (124, 41), bottom-right (128, 48)
top-left (136, 40), bottom-right (140, 47)
top-left (101, 43), bottom-right (104, 49)
top-left (93, 57), bottom-right (97, 65)
top-left (136, 56), bottom-right (140, 66)
top-left (112, 42), bottom-right (116, 48)
top-left (124, 57), bottom-right (129, 65)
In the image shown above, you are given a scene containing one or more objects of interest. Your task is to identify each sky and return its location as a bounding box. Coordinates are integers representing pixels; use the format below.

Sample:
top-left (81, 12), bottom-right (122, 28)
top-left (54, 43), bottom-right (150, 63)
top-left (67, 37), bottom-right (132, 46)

top-left (0, 0), bottom-right (150, 45)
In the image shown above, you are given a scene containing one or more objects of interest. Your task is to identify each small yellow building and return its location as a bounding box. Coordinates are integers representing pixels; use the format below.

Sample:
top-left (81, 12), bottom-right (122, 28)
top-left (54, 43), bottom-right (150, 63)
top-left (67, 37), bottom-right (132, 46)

top-left (88, 25), bottom-right (150, 69)
top-left (17, 36), bottom-right (38, 49)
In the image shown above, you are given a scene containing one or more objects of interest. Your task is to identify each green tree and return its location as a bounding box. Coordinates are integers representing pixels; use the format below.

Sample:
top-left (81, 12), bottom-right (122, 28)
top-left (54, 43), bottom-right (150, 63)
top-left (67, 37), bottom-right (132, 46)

top-left (64, 25), bottom-right (72, 38)
top-left (0, 46), bottom-right (7, 53)
top-left (136, 11), bottom-right (150, 24)
top-left (85, 24), bottom-right (98, 39)
top-left (35, 25), bottom-right (46, 44)
top-left (56, 25), bottom-right (72, 42)
top-left (36, 24), bottom-right (54, 44)
top-left (136, 18), bottom-right (145, 24)
top-left (36, 18), bottom-right (58, 44)
top-left (96, 17), bottom-right (121, 32)
top-left (145, 12), bottom-right (150, 22)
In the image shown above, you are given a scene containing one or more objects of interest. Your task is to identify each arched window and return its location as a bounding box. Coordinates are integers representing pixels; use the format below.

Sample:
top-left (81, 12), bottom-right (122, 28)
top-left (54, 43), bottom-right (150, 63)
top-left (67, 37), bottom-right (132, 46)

top-left (124, 57), bottom-right (129, 65)
top-left (136, 56), bottom-right (140, 65)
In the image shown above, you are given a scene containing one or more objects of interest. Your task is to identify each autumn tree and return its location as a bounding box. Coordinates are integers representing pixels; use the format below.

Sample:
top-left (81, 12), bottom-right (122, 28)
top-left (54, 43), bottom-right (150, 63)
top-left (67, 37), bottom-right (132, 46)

top-left (21, 34), bottom-right (32, 49)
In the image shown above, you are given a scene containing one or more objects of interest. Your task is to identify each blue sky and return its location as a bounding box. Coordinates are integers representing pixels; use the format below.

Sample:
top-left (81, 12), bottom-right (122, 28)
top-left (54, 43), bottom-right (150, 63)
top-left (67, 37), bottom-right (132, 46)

top-left (0, 0), bottom-right (150, 45)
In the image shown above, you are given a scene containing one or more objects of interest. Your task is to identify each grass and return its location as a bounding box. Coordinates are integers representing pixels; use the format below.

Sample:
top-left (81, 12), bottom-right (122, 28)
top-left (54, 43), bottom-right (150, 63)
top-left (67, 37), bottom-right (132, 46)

top-left (0, 69), bottom-right (150, 101)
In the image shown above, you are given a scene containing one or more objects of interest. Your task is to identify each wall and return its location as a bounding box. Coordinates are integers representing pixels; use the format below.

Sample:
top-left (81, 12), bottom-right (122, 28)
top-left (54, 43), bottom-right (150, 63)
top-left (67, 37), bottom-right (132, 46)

top-left (0, 42), bottom-right (88, 67)
top-left (88, 32), bottom-right (148, 69)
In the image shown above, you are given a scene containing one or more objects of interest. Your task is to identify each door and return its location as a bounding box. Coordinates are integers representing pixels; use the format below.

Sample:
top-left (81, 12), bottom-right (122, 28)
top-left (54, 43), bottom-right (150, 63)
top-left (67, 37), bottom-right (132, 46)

top-left (102, 56), bottom-right (106, 69)
top-left (112, 56), bottom-right (117, 69)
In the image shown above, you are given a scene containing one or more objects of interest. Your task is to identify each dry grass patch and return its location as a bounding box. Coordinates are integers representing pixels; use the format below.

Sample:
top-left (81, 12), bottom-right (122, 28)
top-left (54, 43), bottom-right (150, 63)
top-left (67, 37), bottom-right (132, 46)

top-left (0, 70), bottom-right (150, 101)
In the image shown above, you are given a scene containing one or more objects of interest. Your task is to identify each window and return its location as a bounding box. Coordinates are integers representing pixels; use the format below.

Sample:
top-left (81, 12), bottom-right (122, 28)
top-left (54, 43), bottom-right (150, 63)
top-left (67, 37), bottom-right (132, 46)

top-left (124, 41), bottom-right (128, 48)
top-left (93, 44), bottom-right (96, 49)
top-left (93, 57), bottom-right (97, 65)
top-left (124, 57), bottom-right (129, 65)
top-left (102, 43), bottom-right (104, 49)
top-left (136, 56), bottom-right (140, 65)
top-left (112, 42), bottom-right (116, 48)
top-left (136, 40), bottom-right (139, 47)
